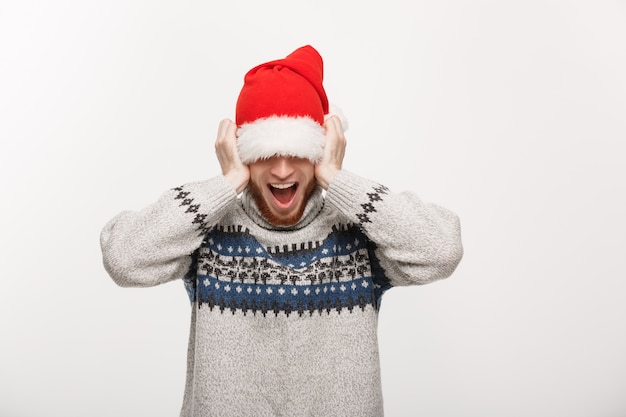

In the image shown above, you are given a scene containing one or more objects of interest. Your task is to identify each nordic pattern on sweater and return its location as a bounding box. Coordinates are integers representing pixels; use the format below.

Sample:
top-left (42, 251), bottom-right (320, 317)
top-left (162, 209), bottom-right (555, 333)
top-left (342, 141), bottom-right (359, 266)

top-left (183, 224), bottom-right (392, 317)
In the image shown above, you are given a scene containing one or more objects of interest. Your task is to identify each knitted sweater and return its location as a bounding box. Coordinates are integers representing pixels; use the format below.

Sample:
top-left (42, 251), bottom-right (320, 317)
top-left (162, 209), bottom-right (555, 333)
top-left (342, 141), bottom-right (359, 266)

top-left (100, 170), bottom-right (463, 417)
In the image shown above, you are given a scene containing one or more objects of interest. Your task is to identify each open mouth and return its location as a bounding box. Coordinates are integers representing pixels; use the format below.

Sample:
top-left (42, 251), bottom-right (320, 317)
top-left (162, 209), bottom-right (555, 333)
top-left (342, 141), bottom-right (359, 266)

top-left (268, 182), bottom-right (298, 205)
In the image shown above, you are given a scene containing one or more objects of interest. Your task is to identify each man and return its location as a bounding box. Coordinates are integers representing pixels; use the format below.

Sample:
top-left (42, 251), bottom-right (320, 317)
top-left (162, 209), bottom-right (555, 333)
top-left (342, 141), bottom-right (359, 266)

top-left (100, 45), bottom-right (463, 417)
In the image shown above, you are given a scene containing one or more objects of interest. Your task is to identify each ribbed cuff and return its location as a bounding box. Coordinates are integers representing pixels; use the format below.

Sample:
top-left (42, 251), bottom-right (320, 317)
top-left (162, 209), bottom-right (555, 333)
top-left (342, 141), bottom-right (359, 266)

top-left (325, 170), bottom-right (385, 222)
top-left (172, 175), bottom-right (238, 236)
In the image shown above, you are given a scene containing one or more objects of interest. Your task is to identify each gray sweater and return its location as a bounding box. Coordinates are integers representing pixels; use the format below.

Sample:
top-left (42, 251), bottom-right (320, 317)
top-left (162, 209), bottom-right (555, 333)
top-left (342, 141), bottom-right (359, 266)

top-left (100, 170), bottom-right (463, 417)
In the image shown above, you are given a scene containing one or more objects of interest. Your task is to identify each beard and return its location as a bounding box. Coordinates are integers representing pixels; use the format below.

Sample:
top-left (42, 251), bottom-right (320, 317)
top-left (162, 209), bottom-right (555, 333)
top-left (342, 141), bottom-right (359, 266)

top-left (248, 178), bottom-right (317, 226)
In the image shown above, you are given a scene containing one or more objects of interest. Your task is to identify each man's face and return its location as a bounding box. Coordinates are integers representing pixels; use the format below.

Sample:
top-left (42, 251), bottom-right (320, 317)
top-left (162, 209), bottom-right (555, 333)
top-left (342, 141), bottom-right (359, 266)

top-left (248, 156), bottom-right (317, 226)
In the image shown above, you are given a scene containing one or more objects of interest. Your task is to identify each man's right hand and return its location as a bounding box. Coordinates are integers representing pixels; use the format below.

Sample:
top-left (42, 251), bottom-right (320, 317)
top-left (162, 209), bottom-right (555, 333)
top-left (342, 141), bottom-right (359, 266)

top-left (215, 119), bottom-right (249, 194)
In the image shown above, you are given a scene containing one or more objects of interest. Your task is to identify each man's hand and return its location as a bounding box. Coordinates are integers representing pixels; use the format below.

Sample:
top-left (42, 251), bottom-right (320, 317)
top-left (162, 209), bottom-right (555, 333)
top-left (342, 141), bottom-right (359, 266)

top-left (315, 115), bottom-right (346, 190)
top-left (215, 119), bottom-right (249, 194)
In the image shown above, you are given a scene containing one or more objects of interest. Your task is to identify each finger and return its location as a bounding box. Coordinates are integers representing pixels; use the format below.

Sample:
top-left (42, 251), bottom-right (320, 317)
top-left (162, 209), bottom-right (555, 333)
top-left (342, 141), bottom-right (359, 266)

top-left (325, 115), bottom-right (344, 135)
top-left (215, 120), bottom-right (237, 154)
top-left (217, 118), bottom-right (235, 137)
top-left (324, 116), bottom-right (337, 133)
top-left (226, 120), bottom-right (238, 142)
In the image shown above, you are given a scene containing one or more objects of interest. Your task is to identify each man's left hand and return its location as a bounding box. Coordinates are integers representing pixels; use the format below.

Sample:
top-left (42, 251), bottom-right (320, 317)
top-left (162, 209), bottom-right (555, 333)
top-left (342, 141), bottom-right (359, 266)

top-left (315, 115), bottom-right (346, 189)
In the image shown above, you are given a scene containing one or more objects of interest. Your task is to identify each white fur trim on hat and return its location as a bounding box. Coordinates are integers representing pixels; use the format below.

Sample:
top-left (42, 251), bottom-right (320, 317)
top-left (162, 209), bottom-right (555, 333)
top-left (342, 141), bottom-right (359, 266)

top-left (237, 115), bottom-right (325, 164)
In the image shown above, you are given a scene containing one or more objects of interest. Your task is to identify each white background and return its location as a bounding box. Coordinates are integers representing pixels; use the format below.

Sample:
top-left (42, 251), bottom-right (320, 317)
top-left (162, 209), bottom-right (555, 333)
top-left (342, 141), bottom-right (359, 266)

top-left (1, 1), bottom-right (625, 416)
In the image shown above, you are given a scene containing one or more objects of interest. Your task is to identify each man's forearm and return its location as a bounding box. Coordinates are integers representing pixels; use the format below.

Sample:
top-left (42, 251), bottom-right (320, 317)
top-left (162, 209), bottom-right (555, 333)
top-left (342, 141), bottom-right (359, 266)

top-left (326, 170), bottom-right (463, 286)
top-left (100, 176), bottom-right (237, 287)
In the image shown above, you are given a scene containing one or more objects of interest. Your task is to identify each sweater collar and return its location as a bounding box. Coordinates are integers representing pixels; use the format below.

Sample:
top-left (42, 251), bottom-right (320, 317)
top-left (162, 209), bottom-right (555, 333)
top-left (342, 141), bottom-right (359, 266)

top-left (239, 186), bottom-right (325, 231)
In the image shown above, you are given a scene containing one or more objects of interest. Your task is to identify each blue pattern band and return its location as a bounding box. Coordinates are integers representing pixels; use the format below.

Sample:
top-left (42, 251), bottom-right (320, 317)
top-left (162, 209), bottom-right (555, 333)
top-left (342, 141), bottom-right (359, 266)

top-left (184, 224), bottom-right (392, 316)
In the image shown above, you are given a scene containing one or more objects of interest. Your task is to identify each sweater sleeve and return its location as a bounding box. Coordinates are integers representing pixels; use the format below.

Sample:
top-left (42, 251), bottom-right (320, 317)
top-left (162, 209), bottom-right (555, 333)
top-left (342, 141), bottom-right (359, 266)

top-left (100, 175), bottom-right (237, 288)
top-left (325, 170), bottom-right (463, 286)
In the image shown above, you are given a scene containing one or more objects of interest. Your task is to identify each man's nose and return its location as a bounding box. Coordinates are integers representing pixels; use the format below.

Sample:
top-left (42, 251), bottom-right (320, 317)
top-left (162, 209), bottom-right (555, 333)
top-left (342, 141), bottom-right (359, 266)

top-left (269, 157), bottom-right (295, 178)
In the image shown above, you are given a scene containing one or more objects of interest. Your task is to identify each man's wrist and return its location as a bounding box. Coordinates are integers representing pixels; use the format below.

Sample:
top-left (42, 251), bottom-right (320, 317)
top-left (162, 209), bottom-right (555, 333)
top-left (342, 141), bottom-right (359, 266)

top-left (316, 166), bottom-right (340, 190)
top-left (224, 170), bottom-right (249, 194)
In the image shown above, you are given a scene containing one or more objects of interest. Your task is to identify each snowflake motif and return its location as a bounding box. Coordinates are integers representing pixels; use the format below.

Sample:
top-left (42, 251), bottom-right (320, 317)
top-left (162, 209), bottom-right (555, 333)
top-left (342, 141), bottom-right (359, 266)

top-left (217, 244), bottom-right (222, 250)
top-left (356, 184), bottom-right (389, 225)
top-left (351, 283), bottom-right (357, 290)
top-left (367, 192), bottom-right (382, 202)
top-left (215, 282), bottom-right (220, 289)
top-left (256, 288), bottom-right (261, 294)
top-left (185, 204), bottom-right (200, 213)
top-left (304, 288), bottom-right (311, 296)
top-left (340, 285), bottom-right (346, 292)
top-left (374, 185), bottom-right (389, 194)
top-left (208, 238), bottom-right (214, 245)
top-left (357, 213), bottom-right (371, 223)
top-left (224, 285), bottom-right (231, 292)
top-left (247, 287), bottom-right (253, 294)
top-left (237, 247), bottom-right (242, 253)
top-left (315, 288), bottom-right (321, 295)
top-left (236, 286), bottom-right (242, 293)
top-left (361, 202), bottom-right (376, 213)
top-left (173, 186), bottom-right (210, 234)
top-left (354, 238), bottom-right (360, 246)
top-left (203, 278), bottom-right (210, 287)
top-left (323, 286), bottom-right (328, 293)
top-left (278, 288), bottom-right (285, 295)
top-left (361, 281), bottom-right (369, 288)
top-left (227, 246), bottom-right (233, 253)
top-left (245, 247), bottom-right (251, 253)
top-left (300, 262), bottom-right (306, 267)
top-left (330, 285), bottom-right (336, 292)
top-left (322, 248), bottom-right (329, 255)
top-left (256, 247), bottom-right (263, 254)
top-left (346, 244), bottom-right (352, 251)
top-left (291, 288), bottom-right (298, 296)
top-left (266, 288), bottom-right (273, 294)
top-left (192, 213), bottom-right (207, 224)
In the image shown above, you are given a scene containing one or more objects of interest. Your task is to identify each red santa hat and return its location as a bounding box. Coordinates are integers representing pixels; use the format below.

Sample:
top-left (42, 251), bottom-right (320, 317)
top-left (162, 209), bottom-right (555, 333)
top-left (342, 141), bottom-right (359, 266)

top-left (236, 45), bottom-right (344, 164)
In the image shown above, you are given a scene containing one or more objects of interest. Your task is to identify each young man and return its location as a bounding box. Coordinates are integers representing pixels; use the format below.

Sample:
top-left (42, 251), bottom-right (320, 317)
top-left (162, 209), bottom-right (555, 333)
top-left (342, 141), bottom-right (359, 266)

top-left (100, 45), bottom-right (463, 417)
